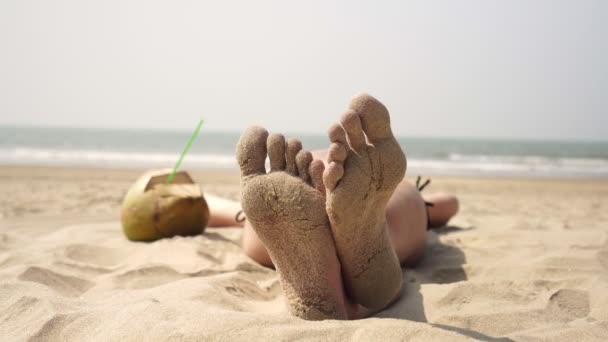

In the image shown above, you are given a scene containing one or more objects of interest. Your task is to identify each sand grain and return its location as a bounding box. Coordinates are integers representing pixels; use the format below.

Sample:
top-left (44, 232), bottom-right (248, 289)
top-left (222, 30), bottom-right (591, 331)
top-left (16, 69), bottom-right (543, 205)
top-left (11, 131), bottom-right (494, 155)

top-left (0, 165), bottom-right (607, 341)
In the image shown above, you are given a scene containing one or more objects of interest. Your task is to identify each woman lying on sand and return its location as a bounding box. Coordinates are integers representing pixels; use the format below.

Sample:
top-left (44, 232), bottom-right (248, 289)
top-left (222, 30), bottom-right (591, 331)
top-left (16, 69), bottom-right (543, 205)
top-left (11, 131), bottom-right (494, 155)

top-left (204, 93), bottom-right (458, 320)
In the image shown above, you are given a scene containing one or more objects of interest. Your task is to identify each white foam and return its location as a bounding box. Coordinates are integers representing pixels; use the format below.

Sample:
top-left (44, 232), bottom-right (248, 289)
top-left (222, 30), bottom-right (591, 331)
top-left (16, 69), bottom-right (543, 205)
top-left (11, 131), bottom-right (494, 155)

top-left (0, 147), bottom-right (238, 169)
top-left (408, 154), bottom-right (608, 178)
top-left (1, 147), bottom-right (607, 178)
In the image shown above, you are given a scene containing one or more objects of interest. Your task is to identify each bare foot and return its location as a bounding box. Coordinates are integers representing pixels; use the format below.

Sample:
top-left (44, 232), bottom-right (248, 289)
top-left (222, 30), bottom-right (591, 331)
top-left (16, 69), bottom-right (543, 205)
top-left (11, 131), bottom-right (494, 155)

top-left (236, 127), bottom-right (347, 320)
top-left (323, 93), bottom-right (406, 310)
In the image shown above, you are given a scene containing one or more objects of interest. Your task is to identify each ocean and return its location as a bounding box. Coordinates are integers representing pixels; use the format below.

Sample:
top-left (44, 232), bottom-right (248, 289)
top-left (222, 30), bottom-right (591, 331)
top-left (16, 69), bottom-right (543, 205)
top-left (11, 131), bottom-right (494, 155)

top-left (1, 125), bottom-right (607, 179)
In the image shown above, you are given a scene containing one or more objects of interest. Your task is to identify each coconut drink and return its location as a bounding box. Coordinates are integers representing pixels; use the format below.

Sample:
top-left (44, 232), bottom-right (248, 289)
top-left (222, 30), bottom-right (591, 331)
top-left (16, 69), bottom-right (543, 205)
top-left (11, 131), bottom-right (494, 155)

top-left (121, 169), bottom-right (210, 241)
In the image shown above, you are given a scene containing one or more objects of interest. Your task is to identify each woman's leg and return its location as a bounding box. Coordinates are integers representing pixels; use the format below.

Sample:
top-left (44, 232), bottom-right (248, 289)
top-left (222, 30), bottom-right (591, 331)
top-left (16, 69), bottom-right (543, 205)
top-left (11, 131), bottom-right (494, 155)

top-left (312, 149), bottom-right (457, 266)
top-left (384, 181), bottom-right (428, 266)
top-left (242, 222), bottom-right (273, 266)
top-left (210, 96), bottom-right (460, 318)
top-left (424, 192), bottom-right (460, 228)
top-left (205, 182), bottom-right (458, 268)
top-left (204, 192), bottom-right (273, 266)
top-left (384, 185), bottom-right (461, 265)
top-left (204, 193), bottom-right (244, 227)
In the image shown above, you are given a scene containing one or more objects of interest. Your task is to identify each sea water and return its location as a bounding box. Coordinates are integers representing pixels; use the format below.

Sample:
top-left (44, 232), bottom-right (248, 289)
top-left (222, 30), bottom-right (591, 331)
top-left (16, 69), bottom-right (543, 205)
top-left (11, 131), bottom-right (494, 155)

top-left (1, 125), bottom-right (607, 178)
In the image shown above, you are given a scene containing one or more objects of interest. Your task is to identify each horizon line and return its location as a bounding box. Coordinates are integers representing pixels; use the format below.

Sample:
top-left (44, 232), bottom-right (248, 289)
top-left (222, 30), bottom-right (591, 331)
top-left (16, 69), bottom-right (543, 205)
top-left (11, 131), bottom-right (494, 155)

top-left (1, 122), bottom-right (607, 144)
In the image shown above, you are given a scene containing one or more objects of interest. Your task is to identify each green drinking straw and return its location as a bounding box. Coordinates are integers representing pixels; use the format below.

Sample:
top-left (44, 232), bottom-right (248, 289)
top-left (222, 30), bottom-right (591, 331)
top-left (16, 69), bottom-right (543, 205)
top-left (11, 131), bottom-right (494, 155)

top-left (166, 119), bottom-right (204, 184)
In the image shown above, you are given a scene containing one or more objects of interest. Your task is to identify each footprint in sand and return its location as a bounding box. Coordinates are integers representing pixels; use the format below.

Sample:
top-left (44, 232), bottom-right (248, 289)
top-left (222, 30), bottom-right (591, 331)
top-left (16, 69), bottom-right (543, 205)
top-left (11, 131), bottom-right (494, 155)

top-left (61, 244), bottom-right (125, 271)
top-left (437, 281), bottom-right (543, 308)
top-left (29, 314), bottom-right (73, 341)
top-left (546, 288), bottom-right (590, 319)
top-left (18, 266), bottom-right (94, 297)
top-left (222, 277), bottom-right (276, 301)
top-left (436, 287), bottom-right (590, 336)
top-left (113, 265), bottom-right (188, 289)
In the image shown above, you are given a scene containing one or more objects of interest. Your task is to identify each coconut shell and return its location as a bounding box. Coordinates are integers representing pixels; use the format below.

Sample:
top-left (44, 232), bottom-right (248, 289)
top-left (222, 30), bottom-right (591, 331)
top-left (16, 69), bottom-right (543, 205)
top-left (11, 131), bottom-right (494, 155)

top-left (120, 169), bottom-right (210, 242)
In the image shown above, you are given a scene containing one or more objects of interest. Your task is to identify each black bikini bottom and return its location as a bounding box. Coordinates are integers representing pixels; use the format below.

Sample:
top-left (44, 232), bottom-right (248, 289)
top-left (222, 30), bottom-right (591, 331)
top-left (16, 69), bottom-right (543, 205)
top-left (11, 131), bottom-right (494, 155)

top-left (416, 176), bottom-right (434, 230)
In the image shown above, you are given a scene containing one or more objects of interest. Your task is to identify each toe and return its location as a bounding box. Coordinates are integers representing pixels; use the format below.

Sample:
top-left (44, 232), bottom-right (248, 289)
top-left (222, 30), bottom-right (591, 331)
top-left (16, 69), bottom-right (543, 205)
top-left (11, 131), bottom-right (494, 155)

top-left (340, 110), bottom-right (366, 153)
top-left (296, 150), bottom-right (313, 183)
top-left (327, 123), bottom-right (348, 163)
top-left (309, 160), bottom-right (325, 193)
top-left (286, 138), bottom-right (303, 175)
top-left (236, 126), bottom-right (269, 176)
top-left (323, 162), bottom-right (344, 191)
top-left (349, 93), bottom-right (392, 143)
top-left (328, 143), bottom-right (347, 163)
top-left (267, 133), bottom-right (286, 171)
top-left (328, 123), bottom-right (347, 144)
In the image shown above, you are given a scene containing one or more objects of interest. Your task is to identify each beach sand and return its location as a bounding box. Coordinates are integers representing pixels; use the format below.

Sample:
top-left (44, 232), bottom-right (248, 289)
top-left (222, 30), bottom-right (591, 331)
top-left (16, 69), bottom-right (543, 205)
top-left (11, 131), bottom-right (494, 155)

top-left (1, 165), bottom-right (607, 341)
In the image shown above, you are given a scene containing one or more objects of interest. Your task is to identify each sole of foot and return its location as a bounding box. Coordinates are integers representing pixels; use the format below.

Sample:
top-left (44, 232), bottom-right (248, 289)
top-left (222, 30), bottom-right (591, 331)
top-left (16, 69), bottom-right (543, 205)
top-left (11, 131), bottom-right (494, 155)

top-left (323, 93), bottom-right (406, 310)
top-left (236, 127), bottom-right (347, 320)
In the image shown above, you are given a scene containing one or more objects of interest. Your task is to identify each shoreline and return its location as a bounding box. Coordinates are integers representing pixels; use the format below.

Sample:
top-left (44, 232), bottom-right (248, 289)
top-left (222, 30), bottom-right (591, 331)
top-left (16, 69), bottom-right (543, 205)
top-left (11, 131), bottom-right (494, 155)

top-left (2, 163), bottom-right (607, 182)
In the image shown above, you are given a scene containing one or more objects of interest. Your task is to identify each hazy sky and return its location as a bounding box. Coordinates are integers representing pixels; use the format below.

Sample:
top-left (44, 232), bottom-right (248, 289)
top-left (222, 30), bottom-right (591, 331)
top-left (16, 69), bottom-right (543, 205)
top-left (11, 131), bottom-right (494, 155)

top-left (0, 0), bottom-right (606, 140)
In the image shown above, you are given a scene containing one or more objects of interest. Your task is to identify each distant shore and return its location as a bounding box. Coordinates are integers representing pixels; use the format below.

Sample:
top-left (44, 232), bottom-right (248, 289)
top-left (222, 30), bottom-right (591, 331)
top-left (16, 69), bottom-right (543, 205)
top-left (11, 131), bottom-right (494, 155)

top-left (2, 126), bottom-right (607, 179)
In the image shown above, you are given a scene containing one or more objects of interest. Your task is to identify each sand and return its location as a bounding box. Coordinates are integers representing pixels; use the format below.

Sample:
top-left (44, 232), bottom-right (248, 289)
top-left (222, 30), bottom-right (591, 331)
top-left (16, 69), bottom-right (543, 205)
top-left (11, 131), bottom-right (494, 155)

top-left (1, 165), bottom-right (608, 341)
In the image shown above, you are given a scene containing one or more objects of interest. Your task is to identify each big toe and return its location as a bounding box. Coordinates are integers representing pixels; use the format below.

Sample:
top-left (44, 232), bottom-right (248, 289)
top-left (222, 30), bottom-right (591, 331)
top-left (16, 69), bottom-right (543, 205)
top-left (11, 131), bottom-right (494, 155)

top-left (236, 126), bottom-right (269, 176)
top-left (349, 93), bottom-right (393, 143)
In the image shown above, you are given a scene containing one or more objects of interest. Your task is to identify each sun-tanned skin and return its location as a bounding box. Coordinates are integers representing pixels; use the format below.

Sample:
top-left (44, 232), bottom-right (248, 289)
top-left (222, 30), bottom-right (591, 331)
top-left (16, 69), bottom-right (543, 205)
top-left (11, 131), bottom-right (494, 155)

top-left (225, 93), bottom-right (459, 320)
top-left (237, 179), bottom-right (440, 270)
top-left (207, 166), bottom-right (450, 269)
top-left (236, 128), bottom-right (349, 320)
top-left (235, 93), bottom-right (423, 320)
top-left (322, 94), bottom-right (406, 310)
